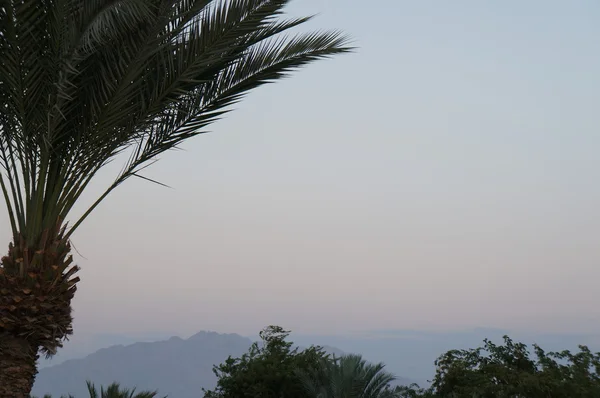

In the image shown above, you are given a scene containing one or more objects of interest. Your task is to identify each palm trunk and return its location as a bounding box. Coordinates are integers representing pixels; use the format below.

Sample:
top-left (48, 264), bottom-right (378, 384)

top-left (0, 335), bottom-right (39, 398)
top-left (0, 232), bottom-right (80, 398)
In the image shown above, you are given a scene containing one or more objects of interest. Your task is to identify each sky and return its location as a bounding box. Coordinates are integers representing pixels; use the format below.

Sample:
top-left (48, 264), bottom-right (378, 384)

top-left (2, 0), bottom-right (600, 339)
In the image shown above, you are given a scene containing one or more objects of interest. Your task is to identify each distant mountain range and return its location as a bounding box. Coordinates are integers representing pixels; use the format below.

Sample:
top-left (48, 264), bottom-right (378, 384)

top-left (34, 327), bottom-right (595, 397)
top-left (32, 331), bottom-right (382, 398)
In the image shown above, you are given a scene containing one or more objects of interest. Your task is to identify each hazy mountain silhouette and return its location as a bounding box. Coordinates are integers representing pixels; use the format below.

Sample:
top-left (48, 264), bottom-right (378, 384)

top-left (32, 331), bottom-right (353, 398)
top-left (33, 327), bottom-right (598, 397)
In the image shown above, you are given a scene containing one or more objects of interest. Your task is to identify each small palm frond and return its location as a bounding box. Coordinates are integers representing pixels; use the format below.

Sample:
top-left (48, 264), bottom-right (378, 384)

top-left (86, 381), bottom-right (166, 398)
top-left (299, 354), bottom-right (398, 398)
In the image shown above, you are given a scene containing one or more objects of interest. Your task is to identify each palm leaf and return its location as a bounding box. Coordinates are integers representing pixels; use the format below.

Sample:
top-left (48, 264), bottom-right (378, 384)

top-left (86, 381), bottom-right (166, 398)
top-left (299, 354), bottom-right (398, 398)
top-left (0, 0), bottom-right (352, 252)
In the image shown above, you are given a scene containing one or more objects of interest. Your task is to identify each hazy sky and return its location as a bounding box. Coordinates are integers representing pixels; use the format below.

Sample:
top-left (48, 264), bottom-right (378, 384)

top-left (2, 0), bottom-right (599, 338)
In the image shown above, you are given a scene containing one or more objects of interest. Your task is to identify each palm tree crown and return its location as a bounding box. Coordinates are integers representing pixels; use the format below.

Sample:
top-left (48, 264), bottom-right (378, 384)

top-left (300, 354), bottom-right (399, 398)
top-left (0, 0), bottom-right (350, 247)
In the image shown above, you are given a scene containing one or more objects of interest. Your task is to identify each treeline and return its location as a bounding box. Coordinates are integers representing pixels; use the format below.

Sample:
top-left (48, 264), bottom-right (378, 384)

top-left (35, 326), bottom-right (600, 398)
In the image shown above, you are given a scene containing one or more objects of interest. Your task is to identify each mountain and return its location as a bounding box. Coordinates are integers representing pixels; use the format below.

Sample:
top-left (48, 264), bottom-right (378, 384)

top-left (32, 327), bottom-right (600, 397)
top-left (38, 332), bottom-right (179, 369)
top-left (33, 331), bottom-right (251, 398)
top-left (32, 331), bottom-right (349, 398)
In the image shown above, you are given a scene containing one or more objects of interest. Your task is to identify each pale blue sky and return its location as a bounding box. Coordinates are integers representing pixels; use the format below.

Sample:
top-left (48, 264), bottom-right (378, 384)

top-left (2, 0), bottom-right (599, 337)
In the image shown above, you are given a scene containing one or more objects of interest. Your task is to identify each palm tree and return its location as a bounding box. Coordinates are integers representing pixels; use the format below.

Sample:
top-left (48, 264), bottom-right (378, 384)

top-left (31, 381), bottom-right (165, 398)
top-left (299, 354), bottom-right (400, 398)
top-left (85, 381), bottom-right (165, 398)
top-left (0, 1), bottom-right (350, 396)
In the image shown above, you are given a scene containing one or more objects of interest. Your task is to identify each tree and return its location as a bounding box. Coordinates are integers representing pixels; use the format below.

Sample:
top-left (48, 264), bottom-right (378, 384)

top-left (299, 353), bottom-right (400, 398)
top-left (203, 325), bottom-right (331, 398)
top-left (0, 1), bottom-right (350, 396)
top-left (428, 335), bottom-right (600, 397)
top-left (389, 385), bottom-right (435, 398)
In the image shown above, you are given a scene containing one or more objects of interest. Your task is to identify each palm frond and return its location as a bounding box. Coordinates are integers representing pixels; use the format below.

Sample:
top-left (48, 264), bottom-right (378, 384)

top-left (300, 354), bottom-right (397, 398)
top-left (86, 381), bottom-right (166, 398)
top-left (0, 0), bottom-right (352, 251)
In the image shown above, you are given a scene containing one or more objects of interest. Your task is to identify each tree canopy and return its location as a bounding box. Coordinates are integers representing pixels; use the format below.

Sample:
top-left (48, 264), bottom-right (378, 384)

top-left (427, 335), bottom-right (600, 397)
top-left (203, 325), bottom-right (331, 398)
top-left (205, 327), bottom-right (600, 398)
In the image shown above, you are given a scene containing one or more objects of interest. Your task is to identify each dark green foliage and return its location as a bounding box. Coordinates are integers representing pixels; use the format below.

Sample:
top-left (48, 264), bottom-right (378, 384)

top-left (391, 385), bottom-right (435, 398)
top-left (30, 381), bottom-right (165, 398)
top-left (299, 353), bottom-right (399, 398)
top-left (428, 335), bottom-right (600, 397)
top-left (85, 381), bottom-right (165, 398)
top-left (203, 325), bottom-right (331, 398)
top-left (396, 335), bottom-right (600, 398)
